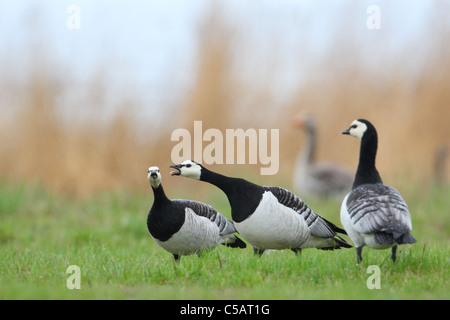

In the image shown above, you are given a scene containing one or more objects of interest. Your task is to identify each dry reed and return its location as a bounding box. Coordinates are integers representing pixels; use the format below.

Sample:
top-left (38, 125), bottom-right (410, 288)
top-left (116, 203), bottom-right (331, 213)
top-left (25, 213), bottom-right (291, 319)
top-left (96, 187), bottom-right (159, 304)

top-left (1, 3), bottom-right (449, 199)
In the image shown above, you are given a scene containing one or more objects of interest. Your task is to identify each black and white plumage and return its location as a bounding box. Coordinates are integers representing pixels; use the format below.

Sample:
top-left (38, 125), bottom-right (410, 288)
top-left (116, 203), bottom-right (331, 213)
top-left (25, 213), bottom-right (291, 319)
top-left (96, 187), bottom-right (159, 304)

top-left (170, 161), bottom-right (351, 255)
top-left (293, 113), bottom-right (353, 199)
top-left (341, 119), bottom-right (416, 262)
top-left (147, 166), bottom-right (246, 261)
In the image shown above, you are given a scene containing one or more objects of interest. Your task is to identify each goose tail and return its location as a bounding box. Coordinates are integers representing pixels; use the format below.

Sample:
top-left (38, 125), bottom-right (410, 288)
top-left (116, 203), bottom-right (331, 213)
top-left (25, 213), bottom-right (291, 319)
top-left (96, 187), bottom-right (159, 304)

top-left (397, 233), bottom-right (417, 244)
top-left (333, 234), bottom-right (353, 249)
top-left (375, 231), bottom-right (417, 245)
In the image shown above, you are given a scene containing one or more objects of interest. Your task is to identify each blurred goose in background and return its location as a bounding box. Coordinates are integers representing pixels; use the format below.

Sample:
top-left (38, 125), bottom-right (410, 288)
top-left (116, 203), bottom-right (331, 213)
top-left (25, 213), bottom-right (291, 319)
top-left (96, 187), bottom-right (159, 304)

top-left (293, 113), bottom-right (353, 199)
top-left (147, 166), bottom-right (246, 262)
top-left (434, 144), bottom-right (449, 184)
top-left (340, 119), bottom-right (416, 263)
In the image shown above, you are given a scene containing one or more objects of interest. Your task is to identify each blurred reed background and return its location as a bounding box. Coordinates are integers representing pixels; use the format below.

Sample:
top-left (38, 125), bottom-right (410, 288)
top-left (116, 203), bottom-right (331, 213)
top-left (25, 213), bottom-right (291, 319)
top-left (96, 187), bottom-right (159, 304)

top-left (0, 1), bottom-right (449, 199)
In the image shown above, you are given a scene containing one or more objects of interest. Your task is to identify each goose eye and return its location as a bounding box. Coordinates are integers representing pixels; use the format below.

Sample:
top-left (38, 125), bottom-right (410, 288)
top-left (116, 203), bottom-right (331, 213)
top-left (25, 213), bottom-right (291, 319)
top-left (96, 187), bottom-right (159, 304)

top-left (351, 124), bottom-right (357, 129)
top-left (186, 164), bottom-right (192, 168)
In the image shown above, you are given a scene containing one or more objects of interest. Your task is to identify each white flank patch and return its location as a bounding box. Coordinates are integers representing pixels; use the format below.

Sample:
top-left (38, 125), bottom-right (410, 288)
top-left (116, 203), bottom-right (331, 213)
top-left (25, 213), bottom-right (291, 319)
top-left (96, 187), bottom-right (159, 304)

top-left (340, 193), bottom-right (363, 248)
top-left (234, 191), bottom-right (310, 250)
top-left (154, 208), bottom-right (221, 256)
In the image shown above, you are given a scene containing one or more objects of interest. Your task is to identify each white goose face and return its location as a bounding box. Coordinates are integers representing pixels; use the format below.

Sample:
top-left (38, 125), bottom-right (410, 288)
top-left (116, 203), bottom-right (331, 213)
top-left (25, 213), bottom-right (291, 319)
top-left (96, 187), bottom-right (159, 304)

top-left (147, 166), bottom-right (161, 188)
top-left (343, 120), bottom-right (367, 140)
top-left (170, 160), bottom-right (202, 180)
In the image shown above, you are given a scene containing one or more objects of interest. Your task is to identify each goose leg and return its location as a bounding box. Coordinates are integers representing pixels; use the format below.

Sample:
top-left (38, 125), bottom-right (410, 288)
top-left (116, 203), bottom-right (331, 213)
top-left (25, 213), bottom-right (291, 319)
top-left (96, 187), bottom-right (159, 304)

top-left (356, 246), bottom-right (363, 263)
top-left (291, 248), bottom-right (302, 255)
top-left (253, 247), bottom-right (265, 257)
top-left (173, 254), bottom-right (180, 262)
top-left (391, 245), bottom-right (398, 262)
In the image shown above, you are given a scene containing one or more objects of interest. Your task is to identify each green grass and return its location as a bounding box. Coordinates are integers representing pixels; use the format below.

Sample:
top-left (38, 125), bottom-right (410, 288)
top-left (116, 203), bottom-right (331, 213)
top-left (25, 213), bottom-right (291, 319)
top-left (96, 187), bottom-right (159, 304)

top-left (0, 181), bottom-right (448, 299)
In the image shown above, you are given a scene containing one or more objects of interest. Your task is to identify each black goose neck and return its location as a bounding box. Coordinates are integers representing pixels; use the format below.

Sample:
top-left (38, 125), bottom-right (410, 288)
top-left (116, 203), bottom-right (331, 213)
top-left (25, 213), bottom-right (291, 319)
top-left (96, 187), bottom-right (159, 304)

top-left (200, 167), bottom-right (234, 191)
top-left (353, 127), bottom-right (383, 189)
top-left (152, 184), bottom-right (170, 204)
top-left (199, 166), bottom-right (262, 222)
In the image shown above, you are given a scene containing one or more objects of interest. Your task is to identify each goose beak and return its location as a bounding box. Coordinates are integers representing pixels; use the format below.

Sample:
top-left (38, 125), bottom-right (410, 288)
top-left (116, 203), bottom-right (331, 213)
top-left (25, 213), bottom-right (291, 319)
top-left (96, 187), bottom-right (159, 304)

top-left (342, 127), bottom-right (351, 135)
top-left (292, 114), bottom-right (305, 128)
top-left (150, 171), bottom-right (158, 179)
top-left (170, 164), bottom-right (182, 176)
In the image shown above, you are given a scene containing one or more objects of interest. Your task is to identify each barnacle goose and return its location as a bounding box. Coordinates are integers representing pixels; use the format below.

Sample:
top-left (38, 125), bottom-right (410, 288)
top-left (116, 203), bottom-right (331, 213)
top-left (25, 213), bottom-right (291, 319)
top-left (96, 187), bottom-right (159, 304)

top-left (293, 113), bottom-right (353, 199)
top-left (170, 161), bottom-right (351, 255)
top-left (147, 166), bottom-right (246, 261)
top-left (341, 119), bottom-right (417, 262)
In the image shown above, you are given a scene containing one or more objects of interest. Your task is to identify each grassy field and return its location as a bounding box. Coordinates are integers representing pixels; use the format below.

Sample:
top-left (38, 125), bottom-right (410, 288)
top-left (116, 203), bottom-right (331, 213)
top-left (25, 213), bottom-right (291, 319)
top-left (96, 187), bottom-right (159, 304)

top-left (0, 181), bottom-right (448, 300)
top-left (1, 1), bottom-right (450, 303)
